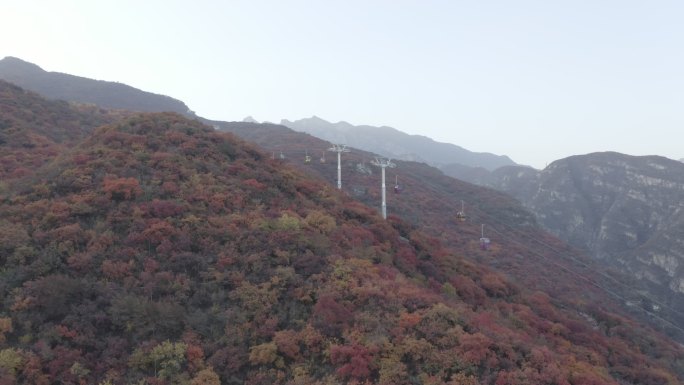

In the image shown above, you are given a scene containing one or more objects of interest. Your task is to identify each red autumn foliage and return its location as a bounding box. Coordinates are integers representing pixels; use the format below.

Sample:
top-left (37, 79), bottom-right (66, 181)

top-left (330, 343), bottom-right (378, 380)
top-left (102, 176), bottom-right (141, 200)
top-left (273, 330), bottom-right (301, 360)
top-left (0, 102), bottom-right (680, 385)
top-left (312, 294), bottom-right (353, 336)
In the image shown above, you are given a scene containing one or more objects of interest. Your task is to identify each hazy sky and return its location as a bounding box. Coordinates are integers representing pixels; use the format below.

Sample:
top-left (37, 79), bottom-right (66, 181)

top-left (3, 0), bottom-right (683, 168)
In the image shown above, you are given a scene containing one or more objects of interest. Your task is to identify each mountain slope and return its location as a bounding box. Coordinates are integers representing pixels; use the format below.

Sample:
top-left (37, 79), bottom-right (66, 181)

top-left (0, 57), bottom-right (193, 115)
top-left (217, 121), bottom-right (684, 339)
top-left (0, 79), bottom-right (128, 181)
top-left (1, 110), bottom-right (682, 384)
top-left (280, 116), bottom-right (517, 171)
top-left (478, 152), bottom-right (684, 316)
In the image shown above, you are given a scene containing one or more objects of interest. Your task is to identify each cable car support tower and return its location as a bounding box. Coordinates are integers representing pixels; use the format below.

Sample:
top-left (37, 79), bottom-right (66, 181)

top-left (328, 144), bottom-right (350, 189)
top-left (371, 157), bottom-right (396, 219)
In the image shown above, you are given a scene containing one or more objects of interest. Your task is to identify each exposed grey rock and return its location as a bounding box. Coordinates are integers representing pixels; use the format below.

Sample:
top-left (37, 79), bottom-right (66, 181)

top-left (479, 152), bottom-right (684, 314)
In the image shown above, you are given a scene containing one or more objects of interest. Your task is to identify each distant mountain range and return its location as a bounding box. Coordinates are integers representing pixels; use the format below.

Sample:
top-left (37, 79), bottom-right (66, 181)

top-left (279, 116), bottom-right (517, 171)
top-left (0, 56), bottom-right (194, 115)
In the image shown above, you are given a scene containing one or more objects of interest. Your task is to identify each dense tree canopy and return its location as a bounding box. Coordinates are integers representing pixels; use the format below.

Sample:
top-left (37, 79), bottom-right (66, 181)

top-left (0, 87), bottom-right (682, 384)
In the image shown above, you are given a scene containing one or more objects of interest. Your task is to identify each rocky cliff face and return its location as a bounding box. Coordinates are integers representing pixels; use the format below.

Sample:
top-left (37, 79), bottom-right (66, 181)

top-left (484, 152), bottom-right (684, 313)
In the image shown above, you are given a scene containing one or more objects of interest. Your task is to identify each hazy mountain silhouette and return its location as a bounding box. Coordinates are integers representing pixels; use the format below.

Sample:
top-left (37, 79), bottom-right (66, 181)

top-left (0, 56), bottom-right (194, 115)
top-left (280, 116), bottom-right (517, 171)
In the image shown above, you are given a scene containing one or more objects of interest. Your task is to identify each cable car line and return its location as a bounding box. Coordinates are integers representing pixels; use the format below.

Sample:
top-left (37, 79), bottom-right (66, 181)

top-left (261, 148), bottom-right (683, 328)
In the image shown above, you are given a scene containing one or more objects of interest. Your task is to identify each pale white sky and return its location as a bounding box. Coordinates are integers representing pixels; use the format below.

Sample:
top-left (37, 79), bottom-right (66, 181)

top-left (3, 0), bottom-right (683, 168)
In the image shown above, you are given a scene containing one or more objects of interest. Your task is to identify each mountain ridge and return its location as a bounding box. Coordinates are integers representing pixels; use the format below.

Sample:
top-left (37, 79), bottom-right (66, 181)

top-left (280, 116), bottom-right (518, 171)
top-left (0, 56), bottom-right (194, 116)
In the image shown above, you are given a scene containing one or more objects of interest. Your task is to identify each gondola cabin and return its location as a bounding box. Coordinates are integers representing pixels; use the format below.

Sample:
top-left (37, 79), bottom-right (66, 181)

top-left (456, 200), bottom-right (467, 221)
top-left (479, 224), bottom-right (490, 250)
top-left (394, 175), bottom-right (402, 194)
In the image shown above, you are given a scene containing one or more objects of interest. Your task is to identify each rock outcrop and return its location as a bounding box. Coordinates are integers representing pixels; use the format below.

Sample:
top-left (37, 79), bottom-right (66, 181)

top-left (483, 152), bottom-right (684, 313)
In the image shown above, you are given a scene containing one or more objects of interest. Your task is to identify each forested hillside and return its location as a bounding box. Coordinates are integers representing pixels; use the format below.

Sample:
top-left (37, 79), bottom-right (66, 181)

top-left (0, 108), bottom-right (680, 384)
top-left (0, 80), bottom-right (129, 182)
top-left (217, 121), bottom-right (684, 340)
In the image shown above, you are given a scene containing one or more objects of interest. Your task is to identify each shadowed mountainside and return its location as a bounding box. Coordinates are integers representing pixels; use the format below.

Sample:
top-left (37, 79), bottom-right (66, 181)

top-left (0, 80), bottom-right (130, 181)
top-left (0, 57), bottom-right (193, 116)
